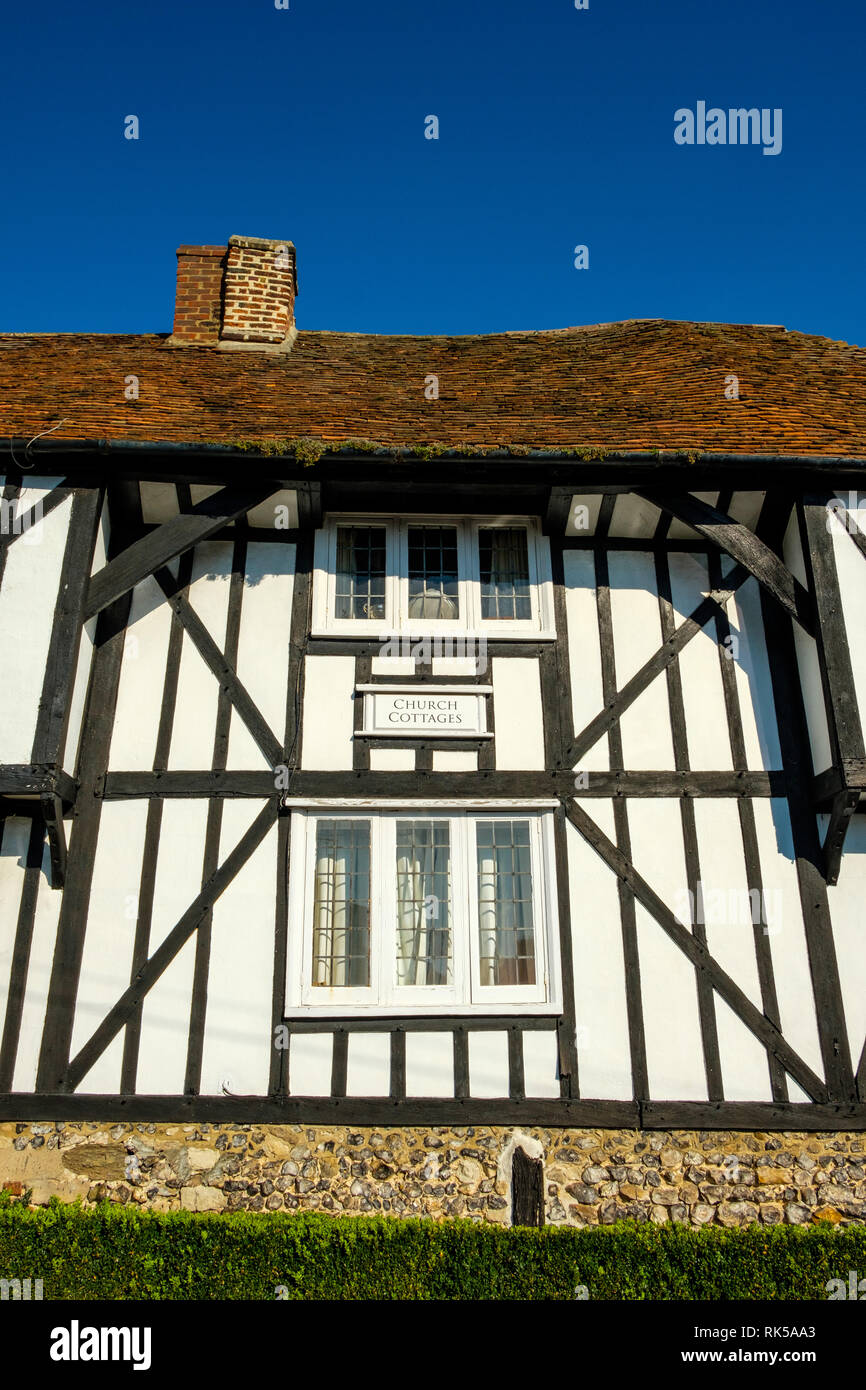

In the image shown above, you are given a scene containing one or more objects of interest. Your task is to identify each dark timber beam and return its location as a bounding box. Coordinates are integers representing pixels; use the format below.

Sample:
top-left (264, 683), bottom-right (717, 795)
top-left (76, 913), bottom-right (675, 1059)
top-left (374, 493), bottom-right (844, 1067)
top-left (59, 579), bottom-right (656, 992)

top-left (83, 482), bottom-right (278, 621)
top-left (638, 490), bottom-right (817, 636)
top-left (543, 486), bottom-right (572, 535)
top-left (39, 793), bottom-right (67, 890)
top-left (800, 496), bottom-right (866, 878)
top-left (564, 800), bottom-right (829, 1102)
top-left (98, 769), bottom-right (786, 800)
top-left (1, 1091), bottom-right (864, 1129)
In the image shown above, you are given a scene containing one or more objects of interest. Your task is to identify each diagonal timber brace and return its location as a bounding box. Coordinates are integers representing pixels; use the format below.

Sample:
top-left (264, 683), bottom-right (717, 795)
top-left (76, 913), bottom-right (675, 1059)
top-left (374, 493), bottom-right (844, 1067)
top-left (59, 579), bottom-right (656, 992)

top-left (639, 491), bottom-right (817, 635)
top-left (153, 566), bottom-right (283, 767)
top-left (564, 799), bottom-right (829, 1102)
top-left (565, 563), bottom-right (752, 766)
top-left (58, 799), bottom-right (280, 1093)
top-left (84, 482), bottom-right (279, 621)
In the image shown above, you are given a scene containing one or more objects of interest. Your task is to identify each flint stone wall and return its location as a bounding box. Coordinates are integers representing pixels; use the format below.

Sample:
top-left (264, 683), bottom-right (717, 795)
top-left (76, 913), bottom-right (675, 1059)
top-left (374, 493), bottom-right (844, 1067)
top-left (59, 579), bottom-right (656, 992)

top-left (1, 1123), bottom-right (864, 1227)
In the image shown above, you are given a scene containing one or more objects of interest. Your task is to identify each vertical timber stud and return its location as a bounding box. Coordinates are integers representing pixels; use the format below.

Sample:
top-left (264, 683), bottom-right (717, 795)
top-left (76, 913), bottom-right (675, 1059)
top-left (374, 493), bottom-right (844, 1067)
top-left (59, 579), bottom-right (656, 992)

top-left (707, 548), bottom-right (787, 1102)
top-left (799, 496), bottom-right (866, 883)
top-left (270, 525), bottom-right (315, 1099)
top-left (36, 588), bottom-right (134, 1091)
top-left (31, 487), bottom-right (103, 887)
top-left (185, 534), bottom-right (248, 1096)
top-left (121, 551), bottom-right (193, 1094)
top-left (655, 549), bottom-right (723, 1102)
top-left (758, 495), bottom-right (855, 1103)
top-left (594, 536), bottom-right (648, 1101)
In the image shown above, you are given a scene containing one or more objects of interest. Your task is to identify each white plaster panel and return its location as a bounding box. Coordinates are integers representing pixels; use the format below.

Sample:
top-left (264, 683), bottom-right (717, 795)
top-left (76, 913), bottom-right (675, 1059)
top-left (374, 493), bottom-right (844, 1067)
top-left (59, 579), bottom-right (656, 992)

top-left (692, 799), bottom-right (763, 1010)
top-left (636, 904), bottom-right (707, 1100)
top-left (727, 492), bottom-right (766, 531)
top-left (168, 542), bottom-right (233, 770)
top-left (8, 829), bottom-right (63, 1092)
top-left (608, 551), bottom-right (675, 770)
top-left (667, 491), bottom-right (719, 541)
top-left (826, 816), bottom-right (866, 1077)
top-left (226, 542), bottom-right (295, 769)
top-left (199, 801), bottom-right (278, 1098)
top-left (668, 551), bottom-right (733, 770)
top-left (566, 804), bottom-right (633, 1100)
top-left (246, 490), bottom-right (298, 529)
top-left (757, 799), bottom-right (824, 1083)
top-left (289, 1033), bottom-right (334, 1096)
top-left (712, 996), bottom-right (773, 1101)
top-left (431, 658), bottom-right (480, 676)
top-left (301, 655), bottom-right (355, 770)
top-left (405, 1031), bottom-right (454, 1097)
top-left (727, 575), bottom-right (782, 771)
top-left (627, 799), bottom-right (706, 1100)
top-left (431, 749), bottom-right (477, 772)
top-left (346, 1032), bottom-right (391, 1096)
top-left (830, 497), bottom-right (866, 754)
top-left (522, 1030), bottom-right (560, 1098)
top-left (0, 492), bottom-right (72, 762)
top-left (70, 801), bottom-right (151, 1093)
top-left (370, 748), bottom-right (416, 771)
top-left (371, 657), bottom-right (417, 677)
top-left (139, 482), bottom-right (179, 524)
top-left (784, 513), bottom-right (832, 774)
top-left (0, 819), bottom-right (33, 1058)
top-left (135, 801), bottom-right (209, 1094)
top-left (566, 493), bottom-right (603, 537)
top-left (692, 800), bottom-right (773, 1101)
top-left (563, 549), bottom-right (608, 772)
top-left (492, 657), bottom-right (545, 769)
top-left (468, 1030), bottom-right (509, 1097)
top-left (108, 575), bottom-right (174, 770)
top-left (609, 494), bottom-right (664, 539)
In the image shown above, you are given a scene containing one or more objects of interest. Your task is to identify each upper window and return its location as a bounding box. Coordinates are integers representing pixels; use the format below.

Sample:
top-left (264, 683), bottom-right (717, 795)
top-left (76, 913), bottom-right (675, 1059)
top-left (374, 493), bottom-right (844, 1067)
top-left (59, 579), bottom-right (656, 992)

top-left (312, 515), bottom-right (554, 637)
top-left (285, 810), bottom-right (560, 1014)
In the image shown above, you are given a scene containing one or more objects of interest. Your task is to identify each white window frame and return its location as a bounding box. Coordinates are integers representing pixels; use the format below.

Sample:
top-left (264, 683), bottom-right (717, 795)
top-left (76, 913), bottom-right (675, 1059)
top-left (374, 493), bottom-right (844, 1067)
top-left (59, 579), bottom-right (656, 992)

top-left (311, 514), bottom-right (555, 639)
top-left (285, 807), bottom-right (562, 1016)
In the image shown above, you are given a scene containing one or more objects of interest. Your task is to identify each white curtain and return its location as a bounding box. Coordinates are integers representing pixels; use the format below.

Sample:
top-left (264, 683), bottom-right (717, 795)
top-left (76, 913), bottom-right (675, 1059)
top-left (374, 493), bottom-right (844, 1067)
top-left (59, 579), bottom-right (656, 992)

top-left (312, 822), bottom-right (369, 987)
top-left (396, 823), bottom-right (449, 986)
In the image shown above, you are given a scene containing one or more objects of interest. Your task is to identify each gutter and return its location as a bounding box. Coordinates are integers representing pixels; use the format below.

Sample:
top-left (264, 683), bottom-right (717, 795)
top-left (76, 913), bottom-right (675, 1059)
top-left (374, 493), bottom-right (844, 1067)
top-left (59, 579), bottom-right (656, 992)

top-left (2, 436), bottom-right (866, 484)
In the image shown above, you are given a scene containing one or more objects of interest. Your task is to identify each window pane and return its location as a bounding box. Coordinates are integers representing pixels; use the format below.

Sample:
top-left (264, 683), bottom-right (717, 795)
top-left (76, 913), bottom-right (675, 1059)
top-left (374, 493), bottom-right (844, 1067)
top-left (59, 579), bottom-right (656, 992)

top-left (407, 526), bottom-right (459, 619)
top-left (395, 820), bottom-right (452, 985)
top-left (478, 528), bottom-right (531, 620)
top-left (476, 820), bottom-right (536, 986)
top-left (312, 820), bottom-right (371, 987)
top-left (335, 526), bottom-right (386, 619)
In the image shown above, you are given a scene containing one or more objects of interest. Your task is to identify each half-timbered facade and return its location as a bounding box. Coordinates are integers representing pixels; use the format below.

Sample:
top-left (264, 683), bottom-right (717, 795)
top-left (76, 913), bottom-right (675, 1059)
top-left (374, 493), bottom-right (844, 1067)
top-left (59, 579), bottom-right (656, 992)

top-left (2, 235), bottom-right (866, 1222)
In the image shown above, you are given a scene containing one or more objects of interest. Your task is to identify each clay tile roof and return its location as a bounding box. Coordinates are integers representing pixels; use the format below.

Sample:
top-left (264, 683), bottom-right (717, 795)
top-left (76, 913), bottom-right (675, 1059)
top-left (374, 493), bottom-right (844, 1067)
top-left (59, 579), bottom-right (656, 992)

top-left (2, 319), bottom-right (866, 456)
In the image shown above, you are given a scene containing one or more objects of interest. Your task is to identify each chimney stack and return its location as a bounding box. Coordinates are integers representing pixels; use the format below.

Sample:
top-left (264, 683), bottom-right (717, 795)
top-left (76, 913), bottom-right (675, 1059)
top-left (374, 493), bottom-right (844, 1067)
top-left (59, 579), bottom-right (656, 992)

top-left (169, 235), bottom-right (298, 350)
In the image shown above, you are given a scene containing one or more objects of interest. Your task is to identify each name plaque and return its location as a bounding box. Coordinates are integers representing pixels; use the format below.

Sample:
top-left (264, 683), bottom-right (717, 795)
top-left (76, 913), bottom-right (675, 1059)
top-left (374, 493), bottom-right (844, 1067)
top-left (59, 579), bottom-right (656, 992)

top-left (357, 685), bottom-right (493, 739)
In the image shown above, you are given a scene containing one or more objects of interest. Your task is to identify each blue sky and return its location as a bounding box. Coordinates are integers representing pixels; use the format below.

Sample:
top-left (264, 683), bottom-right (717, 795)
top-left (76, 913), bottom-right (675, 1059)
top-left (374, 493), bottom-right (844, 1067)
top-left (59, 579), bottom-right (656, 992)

top-left (2, 0), bottom-right (864, 342)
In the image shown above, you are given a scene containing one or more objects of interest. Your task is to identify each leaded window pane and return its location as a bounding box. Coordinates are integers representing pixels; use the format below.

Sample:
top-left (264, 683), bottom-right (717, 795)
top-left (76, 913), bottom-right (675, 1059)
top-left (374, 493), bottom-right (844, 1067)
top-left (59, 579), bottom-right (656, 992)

top-left (479, 527), bottom-right (531, 620)
top-left (335, 526), bottom-right (386, 619)
top-left (476, 820), bottom-right (536, 985)
top-left (312, 819), bottom-right (371, 987)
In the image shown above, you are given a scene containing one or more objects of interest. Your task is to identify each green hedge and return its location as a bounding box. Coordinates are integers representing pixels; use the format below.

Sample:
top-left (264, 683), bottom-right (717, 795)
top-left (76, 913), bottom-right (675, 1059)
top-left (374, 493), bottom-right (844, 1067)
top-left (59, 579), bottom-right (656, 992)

top-left (1, 1193), bottom-right (864, 1299)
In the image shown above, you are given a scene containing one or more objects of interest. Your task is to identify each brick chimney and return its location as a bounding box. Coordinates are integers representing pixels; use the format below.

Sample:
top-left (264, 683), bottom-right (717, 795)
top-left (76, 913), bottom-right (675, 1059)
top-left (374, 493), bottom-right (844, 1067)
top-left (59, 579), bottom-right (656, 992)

top-left (168, 235), bottom-right (298, 350)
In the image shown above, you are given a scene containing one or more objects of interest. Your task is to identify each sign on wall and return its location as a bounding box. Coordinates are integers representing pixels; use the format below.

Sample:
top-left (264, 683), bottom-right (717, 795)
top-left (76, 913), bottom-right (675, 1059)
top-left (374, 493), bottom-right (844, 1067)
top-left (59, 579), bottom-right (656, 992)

top-left (357, 685), bottom-right (492, 738)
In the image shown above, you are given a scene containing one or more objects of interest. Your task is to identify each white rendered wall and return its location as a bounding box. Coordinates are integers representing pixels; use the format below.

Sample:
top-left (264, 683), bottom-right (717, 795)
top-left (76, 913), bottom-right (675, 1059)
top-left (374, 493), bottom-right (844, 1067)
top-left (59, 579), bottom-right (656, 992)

top-left (0, 481), bottom-right (71, 763)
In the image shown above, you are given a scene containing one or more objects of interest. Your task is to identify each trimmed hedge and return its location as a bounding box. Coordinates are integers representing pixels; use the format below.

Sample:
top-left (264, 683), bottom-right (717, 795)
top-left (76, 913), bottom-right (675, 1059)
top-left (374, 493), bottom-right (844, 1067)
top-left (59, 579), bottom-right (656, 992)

top-left (1, 1194), bottom-right (864, 1299)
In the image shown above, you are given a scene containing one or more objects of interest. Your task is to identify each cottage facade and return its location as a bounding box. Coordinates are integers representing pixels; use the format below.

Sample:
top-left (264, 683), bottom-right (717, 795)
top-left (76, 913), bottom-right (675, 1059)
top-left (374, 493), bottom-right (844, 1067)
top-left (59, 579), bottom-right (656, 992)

top-left (1, 235), bottom-right (865, 1224)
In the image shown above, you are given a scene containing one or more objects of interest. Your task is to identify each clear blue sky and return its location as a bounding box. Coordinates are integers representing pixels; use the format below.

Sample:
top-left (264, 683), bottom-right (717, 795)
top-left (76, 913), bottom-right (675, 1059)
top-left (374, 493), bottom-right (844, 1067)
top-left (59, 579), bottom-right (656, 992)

top-left (2, 0), bottom-right (864, 343)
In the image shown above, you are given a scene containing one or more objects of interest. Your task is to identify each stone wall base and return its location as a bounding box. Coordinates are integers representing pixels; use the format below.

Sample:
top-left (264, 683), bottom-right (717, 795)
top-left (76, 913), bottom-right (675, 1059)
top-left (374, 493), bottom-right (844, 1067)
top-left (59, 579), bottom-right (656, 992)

top-left (1, 1123), bottom-right (863, 1227)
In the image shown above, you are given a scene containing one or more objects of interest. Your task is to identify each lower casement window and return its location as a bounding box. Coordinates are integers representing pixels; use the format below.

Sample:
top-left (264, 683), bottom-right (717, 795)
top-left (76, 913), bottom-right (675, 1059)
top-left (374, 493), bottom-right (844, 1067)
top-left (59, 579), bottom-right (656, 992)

top-left (285, 810), bottom-right (561, 1014)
